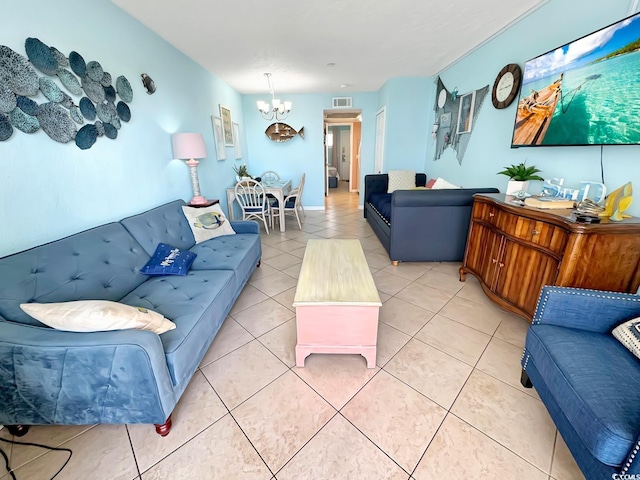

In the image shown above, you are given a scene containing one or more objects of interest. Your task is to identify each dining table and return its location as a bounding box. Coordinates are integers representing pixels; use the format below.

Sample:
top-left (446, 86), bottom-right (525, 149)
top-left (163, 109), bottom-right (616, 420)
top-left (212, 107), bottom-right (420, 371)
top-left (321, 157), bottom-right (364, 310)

top-left (226, 179), bottom-right (292, 232)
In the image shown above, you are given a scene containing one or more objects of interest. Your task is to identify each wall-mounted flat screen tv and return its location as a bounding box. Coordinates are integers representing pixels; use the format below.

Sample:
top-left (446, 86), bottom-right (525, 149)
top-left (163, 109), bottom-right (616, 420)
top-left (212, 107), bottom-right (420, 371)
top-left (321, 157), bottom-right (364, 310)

top-left (511, 11), bottom-right (640, 147)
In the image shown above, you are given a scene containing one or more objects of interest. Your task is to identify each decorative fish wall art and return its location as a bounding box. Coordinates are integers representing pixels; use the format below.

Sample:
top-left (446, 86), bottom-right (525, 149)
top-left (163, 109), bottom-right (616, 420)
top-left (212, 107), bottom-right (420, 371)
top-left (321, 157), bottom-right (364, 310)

top-left (265, 122), bottom-right (305, 143)
top-left (0, 37), bottom-right (133, 150)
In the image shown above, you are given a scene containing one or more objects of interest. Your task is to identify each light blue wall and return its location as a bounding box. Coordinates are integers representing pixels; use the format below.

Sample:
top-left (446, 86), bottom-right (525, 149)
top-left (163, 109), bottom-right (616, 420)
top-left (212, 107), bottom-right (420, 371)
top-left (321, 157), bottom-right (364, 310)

top-left (242, 92), bottom-right (377, 208)
top-left (424, 0), bottom-right (640, 215)
top-left (379, 77), bottom-right (432, 172)
top-left (1, 0), bottom-right (245, 256)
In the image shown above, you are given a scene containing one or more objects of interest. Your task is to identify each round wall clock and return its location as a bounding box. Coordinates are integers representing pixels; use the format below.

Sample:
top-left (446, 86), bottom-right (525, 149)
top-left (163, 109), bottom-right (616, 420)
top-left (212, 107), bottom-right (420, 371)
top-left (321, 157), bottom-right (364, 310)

top-left (492, 63), bottom-right (522, 109)
top-left (437, 88), bottom-right (447, 109)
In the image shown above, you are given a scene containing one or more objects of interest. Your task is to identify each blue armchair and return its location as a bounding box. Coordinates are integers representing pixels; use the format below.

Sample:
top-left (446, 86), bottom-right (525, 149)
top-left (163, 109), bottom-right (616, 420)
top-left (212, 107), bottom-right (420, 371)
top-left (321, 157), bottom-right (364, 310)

top-left (521, 286), bottom-right (640, 479)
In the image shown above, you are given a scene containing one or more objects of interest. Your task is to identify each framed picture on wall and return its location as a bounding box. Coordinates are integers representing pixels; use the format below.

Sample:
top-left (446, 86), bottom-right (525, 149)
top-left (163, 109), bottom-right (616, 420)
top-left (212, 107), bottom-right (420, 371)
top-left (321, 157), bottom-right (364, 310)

top-left (219, 105), bottom-right (234, 146)
top-left (233, 123), bottom-right (242, 159)
top-left (211, 116), bottom-right (226, 160)
top-left (457, 92), bottom-right (475, 134)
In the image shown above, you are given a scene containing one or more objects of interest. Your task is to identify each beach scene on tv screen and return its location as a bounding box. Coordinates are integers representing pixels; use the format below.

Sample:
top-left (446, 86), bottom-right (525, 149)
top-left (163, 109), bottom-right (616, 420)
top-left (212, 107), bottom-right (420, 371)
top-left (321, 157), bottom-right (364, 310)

top-left (512, 12), bottom-right (640, 147)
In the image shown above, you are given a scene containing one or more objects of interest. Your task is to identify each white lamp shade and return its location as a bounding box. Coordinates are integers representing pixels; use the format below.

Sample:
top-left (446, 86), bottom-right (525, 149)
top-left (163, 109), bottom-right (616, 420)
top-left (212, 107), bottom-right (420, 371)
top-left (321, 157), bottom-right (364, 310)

top-left (171, 133), bottom-right (207, 160)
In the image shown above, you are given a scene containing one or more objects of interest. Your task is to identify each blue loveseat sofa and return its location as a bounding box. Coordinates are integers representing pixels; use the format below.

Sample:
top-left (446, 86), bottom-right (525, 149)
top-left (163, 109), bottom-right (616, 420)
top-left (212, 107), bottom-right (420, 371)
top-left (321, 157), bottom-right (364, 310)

top-left (521, 286), bottom-right (640, 479)
top-left (363, 173), bottom-right (499, 263)
top-left (0, 199), bottom-right (261, 436)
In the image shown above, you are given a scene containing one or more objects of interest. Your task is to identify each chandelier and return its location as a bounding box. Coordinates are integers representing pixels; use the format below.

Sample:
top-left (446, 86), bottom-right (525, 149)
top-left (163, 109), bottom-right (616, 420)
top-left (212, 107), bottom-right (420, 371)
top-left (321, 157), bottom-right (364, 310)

top-left (256, 73), bottom-right (292, 121)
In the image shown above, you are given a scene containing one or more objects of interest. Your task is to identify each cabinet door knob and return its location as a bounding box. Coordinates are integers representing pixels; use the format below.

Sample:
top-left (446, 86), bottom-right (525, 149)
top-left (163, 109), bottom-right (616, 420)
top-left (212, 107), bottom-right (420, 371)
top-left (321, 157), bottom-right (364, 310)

top-left (489, 212), bottom-right (495, 217)
top-left (492, 258), bottom-right (498, 264)
top-left (499, 262), bottom-right (505, 268)
top-left (532, 230), bottom-right (540, 236)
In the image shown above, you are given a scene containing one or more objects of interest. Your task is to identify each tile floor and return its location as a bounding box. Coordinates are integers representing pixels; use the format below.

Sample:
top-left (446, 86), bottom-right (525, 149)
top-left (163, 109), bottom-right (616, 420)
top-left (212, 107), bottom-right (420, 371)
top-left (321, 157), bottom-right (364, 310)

top-left (0, 182), bottom-right (586, 480)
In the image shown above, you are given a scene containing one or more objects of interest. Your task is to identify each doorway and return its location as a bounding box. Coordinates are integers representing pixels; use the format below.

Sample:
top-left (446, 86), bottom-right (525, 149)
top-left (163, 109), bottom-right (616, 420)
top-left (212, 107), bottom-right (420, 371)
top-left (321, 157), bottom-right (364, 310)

top-left (323, 109), bottom-right (362, 196)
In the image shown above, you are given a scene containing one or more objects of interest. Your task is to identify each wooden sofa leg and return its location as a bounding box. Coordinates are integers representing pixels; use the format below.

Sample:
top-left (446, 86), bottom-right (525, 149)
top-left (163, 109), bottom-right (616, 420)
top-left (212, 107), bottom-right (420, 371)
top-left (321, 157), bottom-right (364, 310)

top-left (154, 415), bottom-right (172, 437)
top-left (6, 425), bottom-right (30, 437)
top-left (520, 369), bottom-right (533, 388)
top-left (392, 261), bottom-right (399, 266)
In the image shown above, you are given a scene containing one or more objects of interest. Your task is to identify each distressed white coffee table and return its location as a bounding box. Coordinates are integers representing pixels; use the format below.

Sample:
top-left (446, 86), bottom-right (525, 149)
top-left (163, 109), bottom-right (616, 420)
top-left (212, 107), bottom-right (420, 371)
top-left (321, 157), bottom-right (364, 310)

top-left (293, 239), bottom-right (382, 368)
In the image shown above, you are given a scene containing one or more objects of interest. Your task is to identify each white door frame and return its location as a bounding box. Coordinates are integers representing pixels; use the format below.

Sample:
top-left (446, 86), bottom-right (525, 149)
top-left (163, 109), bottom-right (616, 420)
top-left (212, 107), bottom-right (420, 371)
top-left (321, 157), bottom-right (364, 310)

top-left (327, 123), bottom-right (354, 191)
top-left (374, 107), bottom-right (386, 174)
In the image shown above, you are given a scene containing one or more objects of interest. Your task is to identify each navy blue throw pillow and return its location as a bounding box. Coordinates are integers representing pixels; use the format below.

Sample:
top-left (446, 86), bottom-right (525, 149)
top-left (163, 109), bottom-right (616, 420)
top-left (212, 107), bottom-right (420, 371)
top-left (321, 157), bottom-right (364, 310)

top-left (141, 243), bottom-right (196, 276)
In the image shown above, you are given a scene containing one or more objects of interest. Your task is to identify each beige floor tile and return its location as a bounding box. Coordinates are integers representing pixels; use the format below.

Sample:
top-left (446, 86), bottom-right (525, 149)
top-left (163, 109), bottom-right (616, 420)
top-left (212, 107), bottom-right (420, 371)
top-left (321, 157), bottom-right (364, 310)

top-left (260, 233), bottom-right (289, 246)
top-left (7, 424), bottom-right (95, 470)
top-left (230, 284), bottom-right (270, 315)
top-left (456, 276), bottom-right (496, 307)
top-left (199, 317), bottom-right (253, 367)
top-left (263, 252), bottom-right (301, 270)
top-left (438, 296), bottom-right (506, 335)
top-left (376, 321), bottom-right (411, 367)
top-left (414, 414), bottom-right (548, 480)
top-left (378, 289), bottom-right (392, 303)
top-left (201, 340), bottom-right (288, 409)
top-left (281, 262), bottom-right (302, 279)
top-left (233, 371), bottom-right (335, 472)
top-left (232, 298), bottom-right (294, 337)
top-left (415, 269), bottom-right (465, 295)
top-left (141, 415), bottom-right (271, 479)
top-left (430, 262), bottom-right (463, 275)
top-left (11, 425), bottom-right (137, 480)
top-left (380, 262), bottom-right (434, 281)
top-left (249, 263), bottom-right (278, 281)
top-left (451, 370), bottom-right (556, 473)
top-left (272, 286), bottom-right (296, 312)
top-left (342, 370), bottom-right (446, 472)
top-left (364, 251), bottom-right (393, 270)
top-left (379, 297), bottom-right (434, 336)
top-left (294, 354), bottom-right (379, 409)
top-left (384, 339), bottom-right (473, 409)
top-left (313, 229), bottom-right (343, 239)
top-left (129, 371), bottom-right (228, 472)
top-left (273, 239), bottom-right (307, 253)
top-left (551, 432), bottom-right (586, 480)
top-left (494, 314), bottom-right (531, 347)
top-left (277, 415), bottom-right (408, 479)
top-left (288, 246), bottom-right (307, 258)
top-left (476, 337), bottom-right (538, 398)
top-left (258, 318), bottom-right (297, 367)
top-left (372, 270), bottom-right (414, 295)
top-left (299, 223), bottom-right (325, 234)
top-left (415, 314), bottom-right (491, 365)
top-left (249, 270), bottom-right (298, 297)
top-left (358, 236), bottom-right (385, 252)
top-left (261, 244), bottom-right (285, 260)
top-left (395, 282), bottom-right (454, 313)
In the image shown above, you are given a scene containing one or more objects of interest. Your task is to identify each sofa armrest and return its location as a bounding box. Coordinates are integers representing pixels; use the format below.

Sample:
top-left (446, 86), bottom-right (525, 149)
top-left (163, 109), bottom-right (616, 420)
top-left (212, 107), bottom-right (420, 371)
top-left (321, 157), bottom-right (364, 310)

top-left (230, 220), bottom-right (260, 234)
top-left (532, 286), bottom-right (640, 332)
top-left (0, 320), bottom-right (175, 425)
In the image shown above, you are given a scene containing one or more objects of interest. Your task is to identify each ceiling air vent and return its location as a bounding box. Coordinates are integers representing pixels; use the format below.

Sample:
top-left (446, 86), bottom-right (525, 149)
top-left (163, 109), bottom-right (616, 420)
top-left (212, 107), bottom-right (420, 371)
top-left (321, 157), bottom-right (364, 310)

top-left (332, 97), bottom-right (352, 108)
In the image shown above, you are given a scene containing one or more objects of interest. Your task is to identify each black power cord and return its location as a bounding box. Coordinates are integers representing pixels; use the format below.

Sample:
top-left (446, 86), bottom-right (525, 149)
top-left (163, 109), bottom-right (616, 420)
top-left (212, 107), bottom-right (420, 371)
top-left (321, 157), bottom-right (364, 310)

top-left (0, 437), bottom-right (72, 480)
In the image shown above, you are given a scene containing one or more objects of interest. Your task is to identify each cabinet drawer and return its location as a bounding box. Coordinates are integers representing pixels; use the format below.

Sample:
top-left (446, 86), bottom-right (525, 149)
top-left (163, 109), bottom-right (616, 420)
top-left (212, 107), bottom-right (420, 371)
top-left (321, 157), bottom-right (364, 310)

top-left (472, 202), bottom-right (499, 225)
top-left (495, 211), bottom-right (568, 255)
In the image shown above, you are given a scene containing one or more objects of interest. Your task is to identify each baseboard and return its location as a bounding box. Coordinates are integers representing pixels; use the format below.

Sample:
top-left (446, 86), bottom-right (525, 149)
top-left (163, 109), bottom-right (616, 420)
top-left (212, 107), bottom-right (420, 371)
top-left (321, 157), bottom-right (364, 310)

top-left (304, 206), bottom-right (326, 211)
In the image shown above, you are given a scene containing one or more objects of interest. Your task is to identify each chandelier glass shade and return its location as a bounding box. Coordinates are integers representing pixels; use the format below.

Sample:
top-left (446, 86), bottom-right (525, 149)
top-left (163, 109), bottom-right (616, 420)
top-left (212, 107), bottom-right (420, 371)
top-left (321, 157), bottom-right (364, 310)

top-left (256, 73), bottom-right (292, 121)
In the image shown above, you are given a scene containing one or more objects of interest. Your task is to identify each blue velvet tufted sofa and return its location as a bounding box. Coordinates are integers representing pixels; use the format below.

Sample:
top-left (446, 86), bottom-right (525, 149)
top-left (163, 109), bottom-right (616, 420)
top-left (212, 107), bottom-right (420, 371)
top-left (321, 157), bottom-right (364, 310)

top-left (363, 173), bottom-right (499, 264)
top-left (0, 199), bottom-right (261, 436)
top-left (521, 286), bottom-right (640, 479)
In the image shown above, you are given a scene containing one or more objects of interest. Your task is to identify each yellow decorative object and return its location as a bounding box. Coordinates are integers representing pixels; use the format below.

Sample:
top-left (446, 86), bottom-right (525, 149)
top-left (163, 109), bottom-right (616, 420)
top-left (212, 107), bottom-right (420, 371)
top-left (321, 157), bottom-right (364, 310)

top-left (599, 182), bottom-right (633, 221)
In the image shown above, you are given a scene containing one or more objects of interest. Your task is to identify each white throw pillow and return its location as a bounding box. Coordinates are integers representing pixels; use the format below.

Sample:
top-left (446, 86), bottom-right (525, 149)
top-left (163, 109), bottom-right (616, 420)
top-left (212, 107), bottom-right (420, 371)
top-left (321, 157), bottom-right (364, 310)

top-left (387, 170), bottom-right (416, 193)
top-left (20, 300), bottom-right (176, 334)
top-left (182, 204), bottom-right (236, 244)
top-left (431, 177), bottom-right (462, 189)
top-left (612, 317), bottom-right (640, 360)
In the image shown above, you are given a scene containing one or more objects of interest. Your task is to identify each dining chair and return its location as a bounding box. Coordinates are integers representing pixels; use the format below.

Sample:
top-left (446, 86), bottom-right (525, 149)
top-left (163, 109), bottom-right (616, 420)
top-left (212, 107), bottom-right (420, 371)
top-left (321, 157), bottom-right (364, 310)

top-left (260, 170), bottom-right (280, 183)
top-left (234, 179), bottom-right (271, 234)
top-left (271, 173), bottom-right (305, 230)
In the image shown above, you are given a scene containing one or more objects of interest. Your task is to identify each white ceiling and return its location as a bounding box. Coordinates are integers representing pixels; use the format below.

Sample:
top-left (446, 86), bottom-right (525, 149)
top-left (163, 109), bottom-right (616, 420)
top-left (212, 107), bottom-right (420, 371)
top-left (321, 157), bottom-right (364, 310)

top-left (111, 0), bottom-right (546, 94)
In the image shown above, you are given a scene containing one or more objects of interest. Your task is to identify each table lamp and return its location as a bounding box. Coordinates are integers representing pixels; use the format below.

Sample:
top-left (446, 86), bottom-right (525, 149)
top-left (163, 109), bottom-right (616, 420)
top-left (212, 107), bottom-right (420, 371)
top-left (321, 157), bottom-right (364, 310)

top-left (171, 132), bottom-right (208, 205)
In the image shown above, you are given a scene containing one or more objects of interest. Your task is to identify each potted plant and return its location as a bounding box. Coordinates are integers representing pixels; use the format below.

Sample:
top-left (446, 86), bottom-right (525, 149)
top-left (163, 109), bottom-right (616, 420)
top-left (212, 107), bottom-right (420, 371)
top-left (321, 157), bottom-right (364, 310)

top-left (497, 162), bottom-right (544, 195)
top-left (232, 164), bottom-right (251, 182)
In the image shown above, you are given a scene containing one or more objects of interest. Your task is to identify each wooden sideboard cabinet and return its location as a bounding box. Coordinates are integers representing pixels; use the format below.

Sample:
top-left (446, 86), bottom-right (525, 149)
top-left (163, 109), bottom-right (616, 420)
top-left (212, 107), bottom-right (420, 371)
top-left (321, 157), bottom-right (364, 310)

top-left (460, 194), bottom-right (640, 320)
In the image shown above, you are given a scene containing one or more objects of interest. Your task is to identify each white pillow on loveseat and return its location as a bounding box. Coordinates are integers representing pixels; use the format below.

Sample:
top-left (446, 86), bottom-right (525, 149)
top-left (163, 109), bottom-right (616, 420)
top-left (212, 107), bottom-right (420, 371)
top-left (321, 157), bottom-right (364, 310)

top-left (431, 177), bottom-right (462, 189)
top-left (387, 170), bottom-right (416, 193)
top-left (20, 300), bottom-right (176, 334)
